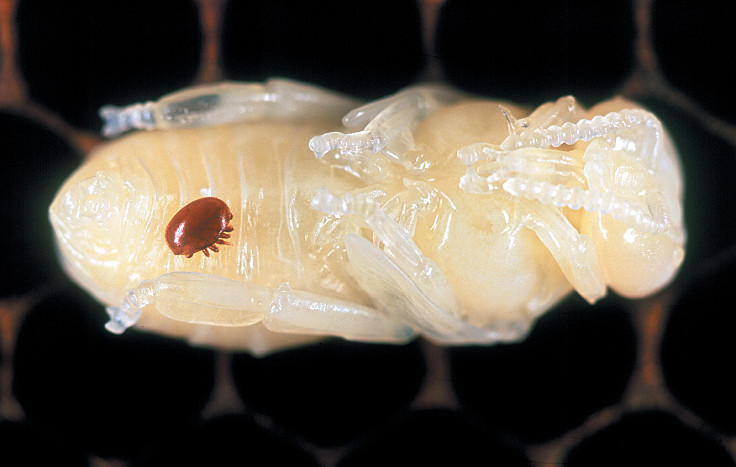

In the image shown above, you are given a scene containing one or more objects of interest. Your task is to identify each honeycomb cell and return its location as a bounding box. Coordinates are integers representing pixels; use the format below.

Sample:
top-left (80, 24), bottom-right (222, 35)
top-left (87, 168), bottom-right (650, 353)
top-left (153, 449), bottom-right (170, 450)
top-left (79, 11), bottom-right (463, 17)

top-left (0, 112), bottom-right (80, 297)
top-left (449, 295), bottom-right (636, 443)
top-left (661, 251), bottom-right (736, 434)
top-left (12, 286), bottom-right (215, 458)
top-left (0, 421), bottom-right (88, 466)
top-left (565, 411), bottom-right (735, 466)
top-left (136, 414), bottom-right (319, 467)
top-left (338, 408), bottom-right (529, 467)
top-left (653, 0), bottom-right (736, 122)
top-left (231, 339), bottom-right (425, 446)
top-left (221, 0), bottom-right (424, 99)
top-left (16, 0), bottom-right (201, 130)
top-left (436, 0), bottom-right (634, 104)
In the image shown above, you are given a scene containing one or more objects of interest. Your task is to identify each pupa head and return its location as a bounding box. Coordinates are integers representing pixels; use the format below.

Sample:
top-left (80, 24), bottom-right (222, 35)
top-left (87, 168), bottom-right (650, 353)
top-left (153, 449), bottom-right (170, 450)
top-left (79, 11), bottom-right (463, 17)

top-left (49, 150), bottom-right (153, 305)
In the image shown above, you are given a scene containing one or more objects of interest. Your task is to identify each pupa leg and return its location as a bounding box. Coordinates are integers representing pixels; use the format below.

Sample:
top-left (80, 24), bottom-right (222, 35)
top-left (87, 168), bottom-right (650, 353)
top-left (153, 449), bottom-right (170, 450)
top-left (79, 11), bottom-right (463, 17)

top-left (100, 78), bottom-right (360, 137)
top-left (104, 272), bottom-right (274, 333)
top-left (105, 272), bottom-right (413, 343)
top-left (342, 234), bottom-right (503, 343)
top-left (309, 84), bottom-right (463, 175)
top-left (458, 143), bottom-right (587, 188)
top-left (263, 283), bottom-right (414, 343)
top-left (458, 137), bottom-right (671, 235)
top-left (457, 158), bottom-right (606, 302)
top-left (514, 199), bottom-right (606, 303)
top-left (500, 106), bottom-right (663, 159)
top-left (310, 188), bottom-right (498, 343)
top-left (501, 95), bottom-right (583, 137)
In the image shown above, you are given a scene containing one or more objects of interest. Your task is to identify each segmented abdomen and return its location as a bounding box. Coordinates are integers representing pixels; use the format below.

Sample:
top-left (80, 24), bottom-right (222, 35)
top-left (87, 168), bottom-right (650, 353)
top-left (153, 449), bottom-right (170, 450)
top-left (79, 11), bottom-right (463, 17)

top-left (124, 120), bottom-right (349, 288)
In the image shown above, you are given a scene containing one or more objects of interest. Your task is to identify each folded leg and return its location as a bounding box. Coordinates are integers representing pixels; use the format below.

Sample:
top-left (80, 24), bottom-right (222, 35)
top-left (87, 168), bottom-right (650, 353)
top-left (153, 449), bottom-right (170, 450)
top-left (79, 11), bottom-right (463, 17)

top-left (311, 188), bottom-right (504, 343)
top-left (309, 84), bottom-right (463, 176)
top-left (513, 199), bottom-right (606, 303)
top-left (105, 271), bottom-right (413, 343)
top-left (105, 272), bottom-right (273, 333)
top-left (264, 284), bottom-right (414, 343)
top-left (100, 78), bottom-right (359, 137)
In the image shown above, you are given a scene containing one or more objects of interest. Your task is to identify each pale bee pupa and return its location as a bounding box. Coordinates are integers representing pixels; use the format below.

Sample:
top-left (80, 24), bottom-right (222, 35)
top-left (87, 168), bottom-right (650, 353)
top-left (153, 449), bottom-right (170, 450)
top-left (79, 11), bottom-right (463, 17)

top-left (49, 79), bottom-right (685, 355)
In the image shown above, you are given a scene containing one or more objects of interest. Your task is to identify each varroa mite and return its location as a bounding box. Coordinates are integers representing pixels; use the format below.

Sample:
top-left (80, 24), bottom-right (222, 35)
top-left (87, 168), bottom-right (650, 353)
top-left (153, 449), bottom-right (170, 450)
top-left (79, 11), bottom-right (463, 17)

top-left (165, 197), bottom-right (234, 258)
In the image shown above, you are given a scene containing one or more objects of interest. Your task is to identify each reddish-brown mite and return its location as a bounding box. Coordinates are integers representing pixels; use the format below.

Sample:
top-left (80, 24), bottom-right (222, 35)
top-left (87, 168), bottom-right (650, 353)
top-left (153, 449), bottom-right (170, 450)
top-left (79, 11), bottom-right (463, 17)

top-left (165, 197), bottom-right (234, 258)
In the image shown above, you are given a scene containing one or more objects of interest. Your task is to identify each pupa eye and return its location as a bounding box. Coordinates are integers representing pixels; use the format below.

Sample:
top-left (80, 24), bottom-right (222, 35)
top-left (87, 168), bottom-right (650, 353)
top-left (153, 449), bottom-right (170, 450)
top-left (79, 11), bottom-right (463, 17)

top-left (165, 197), bottom-right (234, 258)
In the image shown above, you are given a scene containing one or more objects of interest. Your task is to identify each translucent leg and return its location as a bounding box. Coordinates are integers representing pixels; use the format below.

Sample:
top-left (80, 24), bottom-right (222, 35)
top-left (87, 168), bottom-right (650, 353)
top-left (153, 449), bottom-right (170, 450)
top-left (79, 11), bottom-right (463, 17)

top-left (502, 177), bottom-right (671, 235)
top-left (263, 283), bottom-right (414, 343)
top-left (514, 199), bottom-right (606, 303)
top-left (380, 179), bottom-right (457, 240)
top-left (340, 83), bottom-right (462, 129)
top-left (310, 188), bottom-right (454, 307)
top-left (105, 272), bottom-right (273, 333)
top-left (308, 85), bottom-right (463, 175)
top-left (100, 78), bottom-right (360, 137)
top-left (458, 121), bottom-right (672, 235)
top-left (310, 188), bottom-right (500, 342)
top-left (500, 107), bottom-right (662, 157)
top-left (105, 271), bottom-right (413, 343)
top-left (456, 149), bottom-right (606, 302)
top-left (500, 95), bottom-right (582, 136)
top-left (458, 143), bottom-right (586, 187)
top-left (343, 234), bottom-right (500, 343)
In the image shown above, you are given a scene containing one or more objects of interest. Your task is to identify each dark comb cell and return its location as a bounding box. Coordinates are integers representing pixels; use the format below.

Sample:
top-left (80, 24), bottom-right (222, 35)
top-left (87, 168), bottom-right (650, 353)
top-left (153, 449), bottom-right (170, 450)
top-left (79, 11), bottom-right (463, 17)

top-left (222, 0), bottom-right (424, 99)
top-left (450, 295), bottom-right (636, 443)
top-left (0, 421), bottom-right (88, 466)
top-left (338, 409), bottom-right (529, 466)
top-left (653, 0), bottom-right (736, 122)
top-left (12, 286), bottom-right (215, 458)
top-left (565, 411), bottom-right (735, 466)
top-left (436, 0), bottom-right (634, 105)
top-left (16, 0), bottom-right (201, 131)
top-left (231, 339), bottom-right (425, 446)
top-left (0, 112), bottom-right (80, 297)
top-left (661, 250), bottom-right (736, 434)
top-left (137, 414), bottom-right (320, 467)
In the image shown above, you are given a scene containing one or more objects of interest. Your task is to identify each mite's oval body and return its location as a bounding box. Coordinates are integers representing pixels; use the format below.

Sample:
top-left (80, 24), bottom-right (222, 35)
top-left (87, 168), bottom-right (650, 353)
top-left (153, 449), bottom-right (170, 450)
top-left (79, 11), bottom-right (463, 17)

top-left (165, 197), bottom-right (233, 257)
top-left (49, 81), bottom-right (686, 354)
